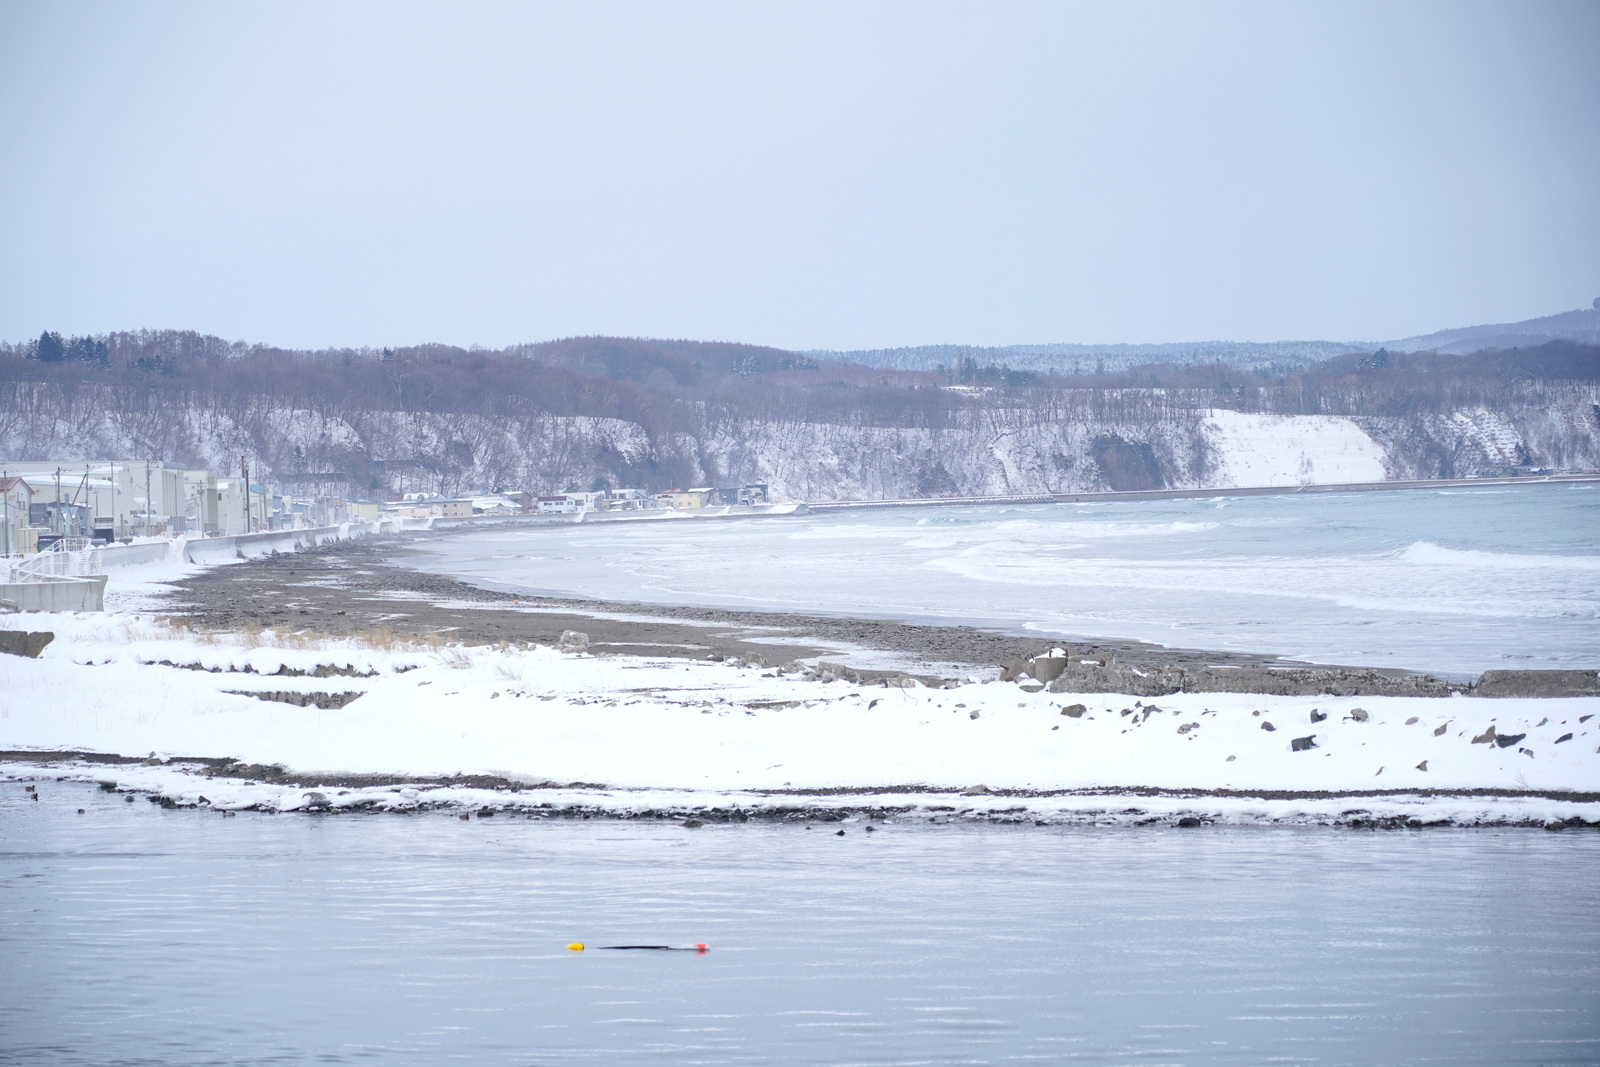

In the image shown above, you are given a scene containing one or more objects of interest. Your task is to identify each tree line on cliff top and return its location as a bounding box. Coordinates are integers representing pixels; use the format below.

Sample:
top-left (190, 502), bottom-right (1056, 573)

top-left (2, 328), bottom-right (1596, 435)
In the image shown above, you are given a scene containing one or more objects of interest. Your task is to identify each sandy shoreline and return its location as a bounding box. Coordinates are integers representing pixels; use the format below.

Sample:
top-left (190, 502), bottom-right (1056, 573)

top-left (154, 532), bottom-right (1369, 678)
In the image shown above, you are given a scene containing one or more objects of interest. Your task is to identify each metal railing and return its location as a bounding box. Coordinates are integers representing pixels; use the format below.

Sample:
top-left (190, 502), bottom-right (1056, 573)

top-left (12, 538), bottom-right (101, 579)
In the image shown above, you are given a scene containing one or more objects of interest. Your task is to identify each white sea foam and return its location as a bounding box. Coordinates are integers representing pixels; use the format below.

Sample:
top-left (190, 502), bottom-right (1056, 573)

top-left (902, 536), bottom-right (962, 548)
top-left (1038, 520), bottom-right (1221, 538)
top-left (787, 523), bottom-right (937, 541)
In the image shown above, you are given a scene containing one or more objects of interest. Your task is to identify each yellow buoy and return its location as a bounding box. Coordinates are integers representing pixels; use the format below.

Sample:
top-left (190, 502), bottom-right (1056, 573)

top-left (566, 942), bottom-right (585, 951)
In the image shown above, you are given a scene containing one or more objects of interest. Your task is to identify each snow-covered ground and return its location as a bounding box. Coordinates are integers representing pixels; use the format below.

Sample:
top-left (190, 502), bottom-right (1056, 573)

top-left (98, 557), bottom-right (206, 613)
top-left (1200, 409), bottom-right (1389, 486)
top-left (3, 613), bottom-right (1596, 826)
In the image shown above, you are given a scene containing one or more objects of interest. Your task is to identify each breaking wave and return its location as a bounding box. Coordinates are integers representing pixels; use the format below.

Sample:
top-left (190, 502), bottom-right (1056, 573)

top-left (1395, 541), bottom-right (1600, 570)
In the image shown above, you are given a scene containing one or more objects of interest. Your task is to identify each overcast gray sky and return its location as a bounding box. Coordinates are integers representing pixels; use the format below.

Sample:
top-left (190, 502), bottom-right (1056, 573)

top-left (1, 0), bottom-right (1596, 351)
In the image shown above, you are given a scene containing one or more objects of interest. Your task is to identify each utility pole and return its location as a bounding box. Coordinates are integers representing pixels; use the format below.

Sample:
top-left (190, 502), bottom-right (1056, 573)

top-left (241, 457), bottom-right (251, 534)
top-left (144, 461), bottom-right (153, 537)
top-left (79, 466), bottom-right (91, 540)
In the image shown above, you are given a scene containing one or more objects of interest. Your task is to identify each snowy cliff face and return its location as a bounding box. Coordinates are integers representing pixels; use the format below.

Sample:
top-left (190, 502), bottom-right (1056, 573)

top-left (1354, 404), bottom-right (1600, 481)
top-left (2, 382), bottom-right (1596, 499)
top-left (1199, 411), bottom-right (1388, 487)
top-left (697, 409), bottom-right (1215, 499)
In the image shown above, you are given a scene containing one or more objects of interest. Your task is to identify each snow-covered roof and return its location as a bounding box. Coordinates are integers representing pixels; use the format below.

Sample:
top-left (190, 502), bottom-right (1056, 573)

top-left (17, 474), bottom-right (117, 490)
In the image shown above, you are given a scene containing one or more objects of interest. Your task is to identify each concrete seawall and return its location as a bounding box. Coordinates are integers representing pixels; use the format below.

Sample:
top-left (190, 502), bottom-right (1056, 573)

top-left (2, 541), bottom-right (170, 611)
top-left (3, 522), bottom-right (405, 613)
top-left (0, 575), bottom-right (109, 612)
top-left (181, 521), bottom-right (401, 565)
top-left (96, 542), bottom-right (174, 568)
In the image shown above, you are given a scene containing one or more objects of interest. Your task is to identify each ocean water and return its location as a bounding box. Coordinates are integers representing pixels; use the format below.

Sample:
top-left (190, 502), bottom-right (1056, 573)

top-left (4, 782), bottom-right (1599, 1067)
top-left (403, 483), bottom-right (1600, 677)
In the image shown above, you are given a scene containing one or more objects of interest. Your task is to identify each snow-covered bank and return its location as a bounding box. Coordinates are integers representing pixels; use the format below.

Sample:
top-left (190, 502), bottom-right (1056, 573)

top-left (3, 614), bottom-right (1596, 826)
top-left (10, 763), bottom-right (1596, 829)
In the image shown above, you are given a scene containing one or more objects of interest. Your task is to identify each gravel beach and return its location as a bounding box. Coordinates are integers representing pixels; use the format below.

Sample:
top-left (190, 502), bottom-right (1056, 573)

top-left (156, 532), bottom-right (1348, 676)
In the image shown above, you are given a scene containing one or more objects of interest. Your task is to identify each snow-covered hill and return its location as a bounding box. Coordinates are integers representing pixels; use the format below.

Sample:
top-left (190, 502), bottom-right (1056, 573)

top-left (813, 307), bottom-right (1600, 374)
top-left (1381, 307), bottom-right (1600, 356)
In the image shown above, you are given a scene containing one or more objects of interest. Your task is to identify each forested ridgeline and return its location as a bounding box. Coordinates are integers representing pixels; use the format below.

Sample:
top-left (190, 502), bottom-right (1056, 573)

top-left (1, 330), bottom-right (1596, 499)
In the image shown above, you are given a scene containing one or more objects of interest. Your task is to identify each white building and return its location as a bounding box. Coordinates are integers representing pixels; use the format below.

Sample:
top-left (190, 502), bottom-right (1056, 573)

top-left (0, 460), bottom-right (287, 537)
top-left (601, 488), bottom-right (654, 511)
top-left (212, 476), bottom-right (272, 536)
top-left (0, 460), bottom-right (192, 537)
top-left (0, 476), bottom-right (36, 555)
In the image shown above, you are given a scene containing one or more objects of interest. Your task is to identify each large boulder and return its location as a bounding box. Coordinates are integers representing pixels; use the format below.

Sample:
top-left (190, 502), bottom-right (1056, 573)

top-left (1474, 670), bottom-right (1600, 699)
top-left (1047, 662), bottom-right (1186, 696)
top-left (1187, 666), bottom-right (1456, 697)
top-left (1017, 648), bottom-right (1476, 699)
top-left (0, 631), bottom-right (53, 658)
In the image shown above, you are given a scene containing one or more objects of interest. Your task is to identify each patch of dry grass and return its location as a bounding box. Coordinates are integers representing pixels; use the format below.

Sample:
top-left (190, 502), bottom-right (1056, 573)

top-left (62, 612), bottom-right (554, 676)
top-left (172, 619), bottom-right (455, 655)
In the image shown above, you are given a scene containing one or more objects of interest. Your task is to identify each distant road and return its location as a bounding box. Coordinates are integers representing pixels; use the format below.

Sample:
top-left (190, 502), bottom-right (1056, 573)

top-left (807, 473), bottom-right (1600, 511)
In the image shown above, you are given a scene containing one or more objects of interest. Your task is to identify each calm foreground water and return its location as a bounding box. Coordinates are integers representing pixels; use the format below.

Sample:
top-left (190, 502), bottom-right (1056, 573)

top-left (403, 482), bottom-right (1600, 678)
top-left (3, 782), bottom-right (1598, 1066)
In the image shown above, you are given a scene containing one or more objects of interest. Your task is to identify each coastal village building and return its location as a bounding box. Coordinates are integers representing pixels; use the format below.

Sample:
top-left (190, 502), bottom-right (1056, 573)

top-left (653, 485), bottom-right (771, 509)
top-left (535, 491), bottom-right (645, 514)
top-left (381, 498), bottom-right (473, 519)
top-left (558, 491), bottom-right (608, 511)
top-left (15, 472), bottom-right (117, 540)
top-left (2, 462), bottom-right (164, 547)
top-left (1, 459), bottom-right (207, 537)
top-left (465, 495), bottom-right (522, 515)
top-left (0, 457), bottom-right (770, 557)
top-left (602, 488), bottom-right (652, 510)
top-left (0, 456), bottom-right (409, 553)
top-left (0, 476), bottom-right (36, 554)
top-left (653, 487), bottom-right (716, 510)
top-left (181, 469), bottom-right (221, 533)
top-left (210, 476), bottom-right (272, 536)
top-left (716, 484), bottom-right (770, 506)
top-left (382, 488), bottom-right (660, 518)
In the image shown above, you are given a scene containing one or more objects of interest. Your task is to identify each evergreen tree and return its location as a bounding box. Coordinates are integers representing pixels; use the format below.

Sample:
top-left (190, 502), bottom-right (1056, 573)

top-left (66, 335), bottom-right (109, 367)
top-left (34, 330), bottom-right (65, 362)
